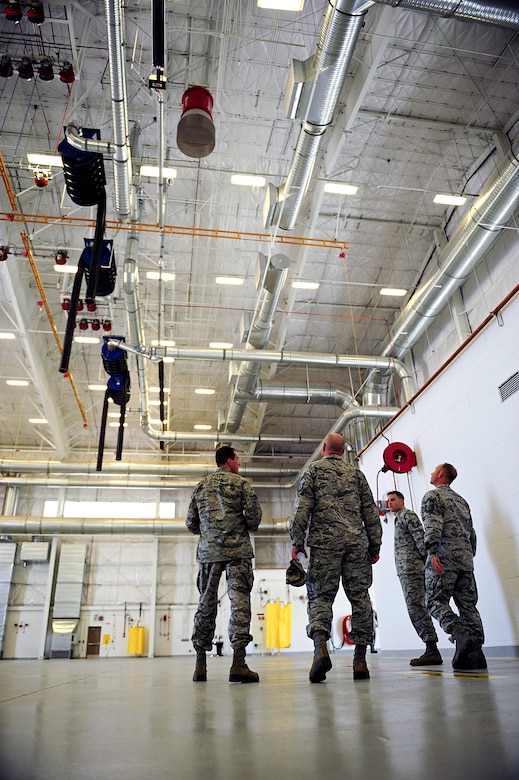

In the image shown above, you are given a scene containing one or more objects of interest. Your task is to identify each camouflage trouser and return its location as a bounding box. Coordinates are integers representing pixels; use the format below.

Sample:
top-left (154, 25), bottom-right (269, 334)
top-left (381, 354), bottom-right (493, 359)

top-left (398, 573), bottom-right (438, 643)
top-left (425, 566), bottom-right (485, 644)
top-left (192, 559), bottom-right (254, 652)
top-left (306, 546), bottom-right (373, 644)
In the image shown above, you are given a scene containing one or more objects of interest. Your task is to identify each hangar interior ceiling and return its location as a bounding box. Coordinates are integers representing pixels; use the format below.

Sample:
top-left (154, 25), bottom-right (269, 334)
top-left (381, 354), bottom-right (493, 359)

top-left (0, 0), bottom-right (518, 484)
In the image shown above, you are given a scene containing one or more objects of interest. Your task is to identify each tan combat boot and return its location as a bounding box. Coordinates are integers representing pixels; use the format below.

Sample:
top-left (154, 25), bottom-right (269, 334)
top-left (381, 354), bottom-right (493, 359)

top-left (309, 631), bottom-right (332, 683)
top-left (229, 648), bottom-right (259, 683)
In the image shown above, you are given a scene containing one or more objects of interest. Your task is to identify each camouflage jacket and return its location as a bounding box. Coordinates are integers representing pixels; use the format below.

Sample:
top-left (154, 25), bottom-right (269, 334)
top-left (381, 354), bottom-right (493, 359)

top-left (394, 507), bottom-right (427, 577)
top-left (289, 456), bottom-right (382, 555)
top-left (186, 469), bottom-right (262, 562)
top-left (421, 484), bottom-right (476, 571)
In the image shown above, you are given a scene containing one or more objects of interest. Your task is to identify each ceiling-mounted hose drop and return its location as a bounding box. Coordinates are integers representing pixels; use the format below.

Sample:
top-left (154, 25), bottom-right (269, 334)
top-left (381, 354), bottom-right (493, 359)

top-left (58, 128), bottom-right (108, 374)
top-left (152, 0), bottom-right (165, 68)
top-left (96, 337), bottom-right (131, 471)
top-left (158, 359), bottom-right (166, 451)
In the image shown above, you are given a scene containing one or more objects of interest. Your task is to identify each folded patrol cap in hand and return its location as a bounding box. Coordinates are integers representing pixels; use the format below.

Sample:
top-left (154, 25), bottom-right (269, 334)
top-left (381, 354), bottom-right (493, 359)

top-left (286, 558), bottom-right (307, 587)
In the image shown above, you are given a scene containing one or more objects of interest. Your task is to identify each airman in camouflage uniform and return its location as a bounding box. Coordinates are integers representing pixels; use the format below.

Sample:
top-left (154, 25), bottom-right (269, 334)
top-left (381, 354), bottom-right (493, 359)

top-left (186, 445), bottom-right (262, 683)
top-left (290, 433), bottom-right (382, 682)
top-left (421, 463), bottom-right (486, 671)
top-left (387, 490), bottom-right (442, 666)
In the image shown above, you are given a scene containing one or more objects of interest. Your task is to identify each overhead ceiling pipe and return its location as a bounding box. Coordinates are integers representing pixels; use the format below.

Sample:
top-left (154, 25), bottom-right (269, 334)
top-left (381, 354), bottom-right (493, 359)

top-left (363, 132), bottom-right (519, 406)
top-left (115, 341), bottom-right (415, 400)
top-left (236, 380), bottom-right (357, 410)
top-left (374, 0), bottom-right (519, 29)
top-left (62, 0), bottom-right (133, 223)
top-left (0, 517), bottom-right (289, 536)
top-left (0, 459), bottom-right (298, 477)
top-left (224, 253), bottom-right (291, 433)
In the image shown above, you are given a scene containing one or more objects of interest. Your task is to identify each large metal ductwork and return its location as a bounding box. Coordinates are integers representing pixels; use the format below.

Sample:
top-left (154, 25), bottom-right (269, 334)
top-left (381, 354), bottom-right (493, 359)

top-left (63, 0), bottom-right (132, 224)
top-left (374, 0), bottom-right (519, 29)
top-left (363, 133), bottom-right (519, 406)
top-left (224, 253), bottom-right (291, 433)
top-left (0, 517), bottom-right (289, 536)
top-left (265, 0), bottom-right (369, 231)
top-left (267, 0), bottom-right (519, 234)
top-left (236, 381), bottom-right (357, 409)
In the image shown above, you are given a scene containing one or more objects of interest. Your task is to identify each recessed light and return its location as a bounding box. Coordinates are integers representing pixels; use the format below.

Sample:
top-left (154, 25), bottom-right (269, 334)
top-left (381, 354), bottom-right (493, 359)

top-left (140, 165), bottom-right (177, 179)
top-left (54, 264), bottom-right (77, 274)
top-left (433, 194), bottom-right (467, 206)
top-left (292, 281), bottom-right (320, 290)
top-left (27, 153), bottom-right (63, 167)
top-left (146, 271), bottom-right (176, 281)
top-left (74, 336), bottom-right (100, 344)
top-left (380, 288), bottom-right (407, 297)
top-left (230, 174), bottom-right (266, 187)
top-left (151, 339), bottom-right (176, 347)
top-left (0, 332), bottom-right (16, 340)
top-left (149, 399), bottom-right (168, 406)
top-left (28, 417), bottom-right (48, 424)
top-left (257, 0), bottom-right (305, 10)
top-left (209, 342), bottom-right (233, 349)
top-left (162, 357), bottom-right (175, 364)
top-left (6, 379), bottom-right (29, 386)
top-left (109, 422), bottom-right (128, 428)
top-left (215, 276), bottom-right (244, 286)
top-left (88, 384), bottom-right (107, 391)
top-left (194, 424), bottom-right (212, 430)
top-left (195, 388), bottom-right (216, 395)
top-left (323, 182), bottom-right (358, 195)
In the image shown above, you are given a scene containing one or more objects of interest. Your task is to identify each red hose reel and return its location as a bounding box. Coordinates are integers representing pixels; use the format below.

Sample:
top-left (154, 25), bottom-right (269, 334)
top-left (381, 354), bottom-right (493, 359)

top-left (382, 442), bottom-right (416, 473)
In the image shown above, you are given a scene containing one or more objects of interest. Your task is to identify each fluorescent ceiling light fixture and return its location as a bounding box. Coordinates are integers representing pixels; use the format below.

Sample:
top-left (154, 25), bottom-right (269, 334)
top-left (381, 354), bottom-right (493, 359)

top-left (292, 281), bottom-right (320, 290)
top-left (230, 174), bottom-right (266, 188)
top-left (149, 386), bottom-right (170, 394)
top-left (257, 0), bottom-right (304, 9)
top-left (209, 342), bottom-right (233, 349)
top-left (140, 165), bottom-right (177, 179)
top-left (162, 357), bottom-right (175, 363)
top-left (195, 388), bottom-right (216, 395)
top-left (27, 153), bottom-right (63, 167)
top-left (54, 264), bottom-right (77, 273)
top-left (0, 332), bottom-right (16, 340)
top-left (216, 276), bottom-right (244, 286)
top-left (6, 379), bottom-right (29, 386)
top-left (29, 417), bottom-right (48, 424)
top-left (433, 193), bottom-right (467, 206)
top-left (323, 182), bottom-right (358, 195)
top-left (109, 422), bottom-right (128, 428)
top-left (107, 412), bottom-right (121, 418)
top-left (88, 384), bottom-right (107, 391)
top-left (149, 399), bottom-right (168, 406)
top-left (194, 424), bottom-right (212, 430)
top-left (73, 336), bottom-right (100, 344)
top-left (380, 288), bottom-right (407, 297)
top-left (151, 339), bottom-right (176, 347)
top-left (146, 271), bottom-right (176, 281)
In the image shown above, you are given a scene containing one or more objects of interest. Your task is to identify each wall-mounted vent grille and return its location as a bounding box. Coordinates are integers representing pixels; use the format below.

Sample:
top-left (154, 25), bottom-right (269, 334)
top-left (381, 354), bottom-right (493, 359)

top-left (498, 372), bottom-right (519, 402)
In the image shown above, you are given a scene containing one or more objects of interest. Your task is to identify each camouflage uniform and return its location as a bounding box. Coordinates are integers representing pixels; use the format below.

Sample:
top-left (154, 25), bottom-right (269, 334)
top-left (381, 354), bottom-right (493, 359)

top-left (186, 469), bottom-right (262, 651)
top-left (290, 456), bottom-right (381, 644)
top-left (421, 484), bottom-right (484, 643)
top-left (394, 508), bottom-right (438, 643)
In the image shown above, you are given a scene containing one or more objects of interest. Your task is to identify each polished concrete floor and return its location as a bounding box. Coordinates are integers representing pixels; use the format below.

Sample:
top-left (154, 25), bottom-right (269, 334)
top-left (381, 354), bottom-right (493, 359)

top-left (0, 652), bottom-right (518, 780)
